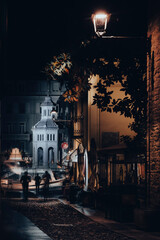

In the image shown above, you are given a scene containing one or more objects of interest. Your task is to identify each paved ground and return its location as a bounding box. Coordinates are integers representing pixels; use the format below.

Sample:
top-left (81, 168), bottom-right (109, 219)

top-left (1, 197), bottom-right (160, 240)
top-left (0, 202), bottom-right (52, 240)
top-left (5, 198), bottom-right (134, 240)
top-left (61, 200), bottom-right (160, 240)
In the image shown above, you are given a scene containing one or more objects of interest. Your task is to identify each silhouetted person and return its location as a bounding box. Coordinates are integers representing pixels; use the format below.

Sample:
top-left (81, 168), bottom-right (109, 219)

top-left (34, 173), bottom-right (41, 195)
top-left (20, 171), bottom-right (31, 201)
top-left (42, 171), bottom-right (51, 201)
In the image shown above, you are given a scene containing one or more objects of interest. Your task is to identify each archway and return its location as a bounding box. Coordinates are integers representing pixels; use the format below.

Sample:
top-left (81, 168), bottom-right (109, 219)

top-left (48, 147), bottom-right (54, 167)
top-left (38, 147), bottom-right (43, 166)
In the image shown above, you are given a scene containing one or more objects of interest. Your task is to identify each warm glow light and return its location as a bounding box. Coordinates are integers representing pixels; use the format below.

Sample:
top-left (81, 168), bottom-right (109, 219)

top-left (94, 13), bottom-right (108, 20)
top-left (51, 109), bottom-right (58, 120)
top-left (92, 11), bottom-right (108, 37)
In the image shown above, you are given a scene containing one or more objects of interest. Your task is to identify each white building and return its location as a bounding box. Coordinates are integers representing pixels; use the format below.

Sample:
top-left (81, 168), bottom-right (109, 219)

top-left (32, 96), bottom-right (59, 170)
top-left (1, 79), bottom-right (63, 156)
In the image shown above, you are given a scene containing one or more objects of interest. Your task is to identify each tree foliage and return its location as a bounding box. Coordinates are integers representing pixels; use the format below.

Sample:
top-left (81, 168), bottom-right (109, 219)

top-left (44, 52), bottom-right (91, 103)
top-left (44, 48), bottom-right (147, 151)
top-left (90, 56), bottom-right (147, 151)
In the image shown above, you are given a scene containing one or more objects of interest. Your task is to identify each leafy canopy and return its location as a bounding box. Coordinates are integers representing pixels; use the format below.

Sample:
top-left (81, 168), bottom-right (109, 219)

top-left (44, 50), bottom-right (147, 151)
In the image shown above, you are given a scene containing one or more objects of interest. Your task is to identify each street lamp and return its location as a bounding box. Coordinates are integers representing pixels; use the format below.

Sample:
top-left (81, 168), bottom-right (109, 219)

top-left (50, 109), bottom-right (58, 120)
top-left (92, 12), bottom-right (108, 37)
top-left (92, 11), bottom-right (145, 40)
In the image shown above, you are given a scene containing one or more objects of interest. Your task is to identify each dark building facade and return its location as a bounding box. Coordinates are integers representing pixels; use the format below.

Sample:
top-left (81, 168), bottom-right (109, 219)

top-left (147, 0), bottom-right (160, 209)
top-left (133, 0), bottom-right (160, 231)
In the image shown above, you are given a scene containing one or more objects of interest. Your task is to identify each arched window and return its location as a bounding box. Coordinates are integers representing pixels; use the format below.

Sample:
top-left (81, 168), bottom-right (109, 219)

top-left (48, 147), bottom-right (54, 167)
top-left (38, 147), bottom-right (43, 166)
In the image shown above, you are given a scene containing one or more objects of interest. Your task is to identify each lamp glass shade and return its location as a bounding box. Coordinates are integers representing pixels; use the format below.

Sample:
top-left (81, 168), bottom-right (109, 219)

top-left (93, 13), bottom-right (108, 36)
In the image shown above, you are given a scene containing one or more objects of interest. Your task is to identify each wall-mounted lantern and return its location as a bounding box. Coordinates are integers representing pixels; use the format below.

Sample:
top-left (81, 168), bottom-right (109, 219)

top-left (92, 12), bottom-right (108, 37)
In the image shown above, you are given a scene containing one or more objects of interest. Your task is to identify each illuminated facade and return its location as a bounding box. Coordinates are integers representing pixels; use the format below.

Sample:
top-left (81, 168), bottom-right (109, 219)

top-left (1, 79), bottom-right (64, 157)
top-left (88, 75), bottom-right (135, 150)
top-left (32, 96), bottom-right (58, 169)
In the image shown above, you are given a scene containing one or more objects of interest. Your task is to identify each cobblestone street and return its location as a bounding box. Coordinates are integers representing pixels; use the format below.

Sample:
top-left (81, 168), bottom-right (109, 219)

top-left (7, 198), bottom-right (134, 240)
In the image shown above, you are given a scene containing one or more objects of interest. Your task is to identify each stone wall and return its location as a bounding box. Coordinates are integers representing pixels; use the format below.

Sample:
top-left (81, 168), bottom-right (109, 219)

top-left (147, 10), bottom-right (160, 208)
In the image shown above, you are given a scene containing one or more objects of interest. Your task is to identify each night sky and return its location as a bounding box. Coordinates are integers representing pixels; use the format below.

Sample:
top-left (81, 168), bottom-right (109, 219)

top-left (6, 0), bottom-right (147, 80)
